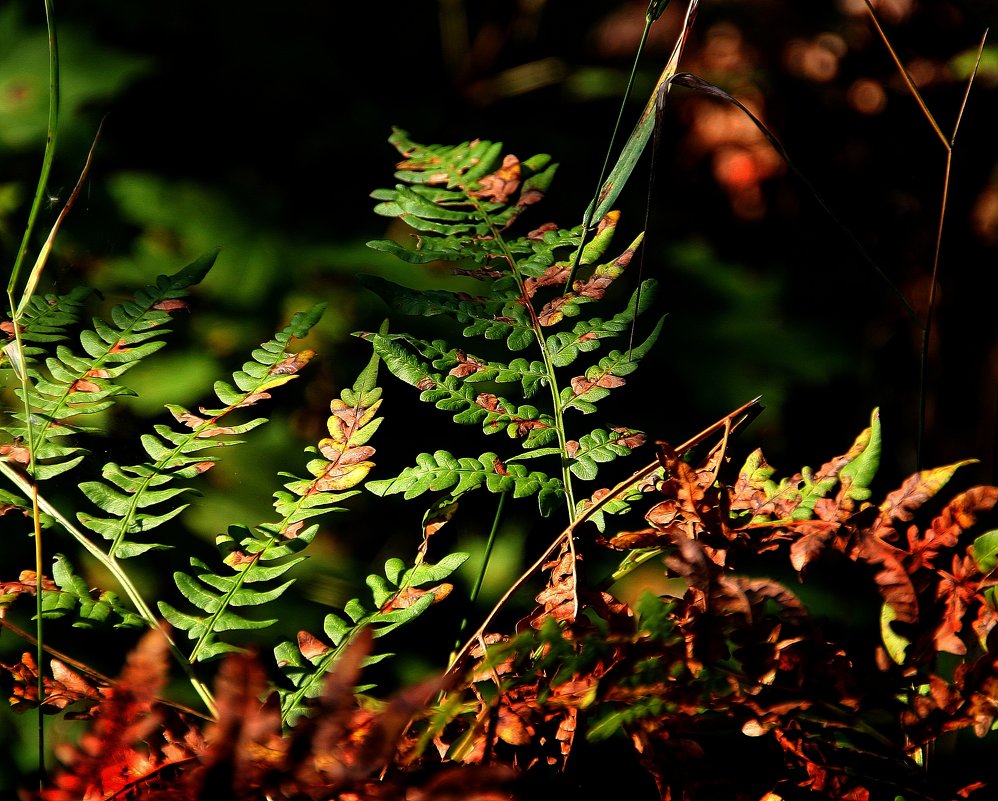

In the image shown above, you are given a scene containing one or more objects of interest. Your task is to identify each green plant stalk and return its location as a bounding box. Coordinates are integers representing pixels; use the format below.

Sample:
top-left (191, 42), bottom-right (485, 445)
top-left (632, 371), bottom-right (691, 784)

top-left (6, 0), bottom-right (60, 300)
top-left (566, 0), bottom-right (672, 290)
top-left (448, 490), bottom-right (508, 669)
top-left (0, 462), bottom-right (218, 717)
top-left (3, 0), bottom-right (62, 780)
top-left (5, 317), bottom-right (47, 777)
top-left (567, 0), bottom-right (699, 296)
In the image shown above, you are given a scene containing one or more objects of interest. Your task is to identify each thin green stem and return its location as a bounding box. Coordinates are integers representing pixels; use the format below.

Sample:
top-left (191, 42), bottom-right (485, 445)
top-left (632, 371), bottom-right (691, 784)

top-left (7, 0), bottom-right (60, 300)
top-left (4, 3), bottom-right (61, 780)
top-left (448, 490), bottom-right (508, 669)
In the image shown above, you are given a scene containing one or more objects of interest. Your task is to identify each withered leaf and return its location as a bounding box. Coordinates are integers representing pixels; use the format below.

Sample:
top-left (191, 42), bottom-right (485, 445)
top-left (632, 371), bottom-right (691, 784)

top-left (270, 348), bottom-right (315, 375)
top-left (469, 154), bottom-right (521, 203)
top-left (873, 462), bottom-right (973, 536)
top-left (380, 583), bottom-right (453, 613)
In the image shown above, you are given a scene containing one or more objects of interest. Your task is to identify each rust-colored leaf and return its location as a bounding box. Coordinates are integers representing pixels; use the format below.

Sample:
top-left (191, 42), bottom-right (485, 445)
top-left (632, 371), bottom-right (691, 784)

top-left (928, 486), bottom-right (998, 552)
top-left (0, 444), bottom-right (31, 464)
top-left (788, 520), bottom-right (840, 572)
top-left (170, 408), bottom-right (205, 428)
top-left (270, 348), bottom-right (315, 375)
top-left (469, 154), bottom-right (521, 203)
top-left (153, 299), bottom-right (188, 312)
top-left (527, 222), bottom-right (558, 239)
top-left (196, 425), bottom-right (237, 438)
top-left (381, 583), bottom-right (453, 613)
top-left (532, 539), bottom-right (578, 626)
top-left (38, 626), bottom-right (205, 801)
top-left (524, 263), bottom-right (572, 296)
top-left (873, 462), bottom-right (973, 537)
top-left (537, 294), bottom-right (571, 326)
top-left (449, 351), bottom-right (488, 378)
top-left (297, 629), bottom-right (331, 661)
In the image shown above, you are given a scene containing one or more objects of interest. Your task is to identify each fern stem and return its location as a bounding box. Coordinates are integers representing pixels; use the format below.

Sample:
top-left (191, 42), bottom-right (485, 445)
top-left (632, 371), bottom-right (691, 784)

top-left (444, 396), bottom-right (762, 676)
top-left (0, 462), bottom-right (218, 717)
top-left (466, 196), bottom-right (578, 520)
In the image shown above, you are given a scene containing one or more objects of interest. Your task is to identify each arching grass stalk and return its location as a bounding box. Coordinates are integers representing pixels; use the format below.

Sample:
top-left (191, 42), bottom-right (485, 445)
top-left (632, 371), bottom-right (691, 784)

top-left (863, 2), bottom-right (988, 468)
top-left (564, 0), bottom-right (673, 291)
top-left (444, 396), bottom-right (762, 678)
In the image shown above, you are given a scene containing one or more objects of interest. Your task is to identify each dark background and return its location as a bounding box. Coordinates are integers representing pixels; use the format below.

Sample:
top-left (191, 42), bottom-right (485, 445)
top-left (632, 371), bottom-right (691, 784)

top-left (1, 0), bottom-right (996, 788)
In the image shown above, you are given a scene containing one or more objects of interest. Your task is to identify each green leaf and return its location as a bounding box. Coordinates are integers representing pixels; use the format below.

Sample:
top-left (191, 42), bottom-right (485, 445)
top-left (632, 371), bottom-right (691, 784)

top-left (972, 529), bottom-right (998, 574)
top-left (839, 407), bottom-right (881, 501)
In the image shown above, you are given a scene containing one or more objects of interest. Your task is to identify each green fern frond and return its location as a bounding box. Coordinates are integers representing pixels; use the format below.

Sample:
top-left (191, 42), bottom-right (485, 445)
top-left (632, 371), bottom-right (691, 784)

top-left (367, 450), bottom-right (563, 515)
top-left (732, 408), bottom-right (883, 523)
top-left (40, 553), bottom-right (144, 629)
top-left (274, 551), bottom-right (470, 726)
top-left (546, 280), bottom-right (659, 368)
top-left (0, 286), bottom-right (91, 372)
top-left (77, 303), bottom-right (325, 559)
top-left (358, 274), bottom-right (535, 352)
top-left (0, 253), bottom-right (217, 481)
top-left (364, 334), bottom-right (550, 399)
top-left (567, 427), bottom-right (647, 482)
top-left (158, 339), bottom-right (383, 663)
top-left (363, 132), bottom-right (670, 523)
top-left (561, 316), bottom-right (665, 414)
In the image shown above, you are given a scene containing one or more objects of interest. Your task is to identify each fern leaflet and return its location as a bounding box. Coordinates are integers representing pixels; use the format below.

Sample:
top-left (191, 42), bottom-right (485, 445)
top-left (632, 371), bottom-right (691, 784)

top-left (0, 253), bottom-right (216, 480)
top-left (158, 341), bottom-right (385, 662)
top-left (76, 303), bottom-right (325, 559)
top-left (274, 551), bottom-right (469, 726)
top-left (360, 131), bottom-right (668, 516)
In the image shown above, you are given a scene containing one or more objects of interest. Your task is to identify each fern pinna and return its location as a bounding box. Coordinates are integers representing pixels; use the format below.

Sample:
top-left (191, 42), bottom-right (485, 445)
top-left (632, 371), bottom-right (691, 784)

top-left (1, 254), bottom-right (215, 481)
top-left (360, 128), bottom-right (663, 522)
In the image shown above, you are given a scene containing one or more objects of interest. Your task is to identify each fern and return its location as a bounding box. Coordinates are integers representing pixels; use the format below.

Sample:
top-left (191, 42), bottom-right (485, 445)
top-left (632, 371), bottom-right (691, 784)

top-left (361, 130), bottom-right (663, 520)
top-left (40, 553), bottom-right (144, 629)
top-left (730, 407), bottom-right (883, 524)
top-left (75, 303), bottom-right (325, 560)
top-left (0, 286), bottom-right (92, 374)
top-left (274, 551), bottom-right (469, 726)
top-left (0, 254), bottom-right (216, 481)
top-left (158, 341), bottom-right (385, 663)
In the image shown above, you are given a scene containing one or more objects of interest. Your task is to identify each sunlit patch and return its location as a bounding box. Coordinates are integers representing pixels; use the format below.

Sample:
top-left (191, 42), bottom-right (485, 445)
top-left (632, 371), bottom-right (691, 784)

top-left (681, 95), bottom-right (785, 220)
top-left (905, 57), bottom-right (947, 88)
